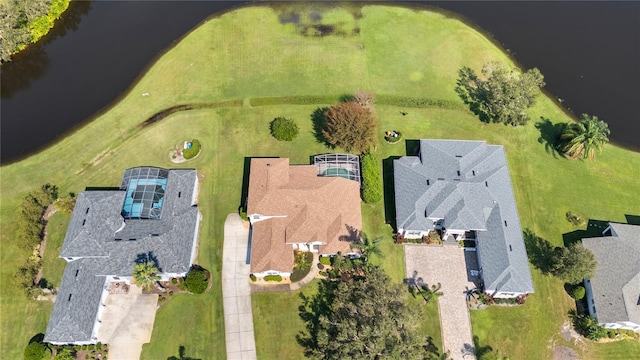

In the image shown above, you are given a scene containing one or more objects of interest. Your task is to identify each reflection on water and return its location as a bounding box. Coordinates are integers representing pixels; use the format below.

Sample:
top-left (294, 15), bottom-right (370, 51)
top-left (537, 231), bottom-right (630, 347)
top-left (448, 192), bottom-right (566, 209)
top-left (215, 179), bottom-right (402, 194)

top-left (1, 0), bottom-right (92, 98)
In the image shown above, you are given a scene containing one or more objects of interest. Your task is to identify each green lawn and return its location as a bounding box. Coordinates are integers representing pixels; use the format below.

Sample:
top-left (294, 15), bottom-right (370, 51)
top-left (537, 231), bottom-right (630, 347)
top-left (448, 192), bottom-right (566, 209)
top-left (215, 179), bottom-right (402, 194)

top-left (1, 4), bottom-right (639, 359)
top-left (40, 211), bottom-right (71, 287)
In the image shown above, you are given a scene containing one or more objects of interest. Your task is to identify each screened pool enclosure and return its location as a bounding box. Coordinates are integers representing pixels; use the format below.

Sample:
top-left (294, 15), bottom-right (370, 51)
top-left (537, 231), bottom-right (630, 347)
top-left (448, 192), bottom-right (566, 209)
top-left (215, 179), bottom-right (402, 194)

top-left (313, 154), bottom-right (361, 185)
top-left (120, 167), bottom-right (168, 219)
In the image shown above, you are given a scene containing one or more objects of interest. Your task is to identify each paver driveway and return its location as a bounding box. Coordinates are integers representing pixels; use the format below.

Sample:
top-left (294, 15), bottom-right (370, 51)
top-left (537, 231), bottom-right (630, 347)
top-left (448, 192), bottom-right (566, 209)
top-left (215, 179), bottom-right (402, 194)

top-left (96, 285), bottom-right (158, 360)
top-left (222, 213), bottom-right (257, 360)
top-left (405, 245), bottom-right (477, 360)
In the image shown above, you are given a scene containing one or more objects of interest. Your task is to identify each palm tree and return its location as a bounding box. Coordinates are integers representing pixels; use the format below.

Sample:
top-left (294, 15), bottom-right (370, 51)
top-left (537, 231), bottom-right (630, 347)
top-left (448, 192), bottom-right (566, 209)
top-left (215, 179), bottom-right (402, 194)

top-left (133, 261), bottom-right (161, 291)
top-left (350, 232), bottom-right (384, 262)
top-left (415, 283), bottom-right (443, 304)
top-left (561, 114), bottom-right (610, 160)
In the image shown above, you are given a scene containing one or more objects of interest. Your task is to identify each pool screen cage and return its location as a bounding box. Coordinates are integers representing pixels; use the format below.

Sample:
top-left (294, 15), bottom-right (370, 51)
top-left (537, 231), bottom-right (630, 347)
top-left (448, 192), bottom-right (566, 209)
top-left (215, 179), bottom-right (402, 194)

top-left (313, 154), bottom-right (361, 186)
top-left (120, 167), bottom-right (169, 219)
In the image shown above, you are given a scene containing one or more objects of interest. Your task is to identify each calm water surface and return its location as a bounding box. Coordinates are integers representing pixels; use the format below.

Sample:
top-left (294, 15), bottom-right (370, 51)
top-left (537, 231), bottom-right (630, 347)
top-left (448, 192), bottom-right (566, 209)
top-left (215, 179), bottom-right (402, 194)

top-left (1, 1), bottom-right (638, 163)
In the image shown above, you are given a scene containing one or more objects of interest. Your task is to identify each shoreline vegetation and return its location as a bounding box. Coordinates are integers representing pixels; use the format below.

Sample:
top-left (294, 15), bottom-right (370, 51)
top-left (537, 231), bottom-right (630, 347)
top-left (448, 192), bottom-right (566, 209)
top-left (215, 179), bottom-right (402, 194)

top-left (2, 4), bottom-right (639, 360)
top-left (0, 0), bottom-right (72, 62)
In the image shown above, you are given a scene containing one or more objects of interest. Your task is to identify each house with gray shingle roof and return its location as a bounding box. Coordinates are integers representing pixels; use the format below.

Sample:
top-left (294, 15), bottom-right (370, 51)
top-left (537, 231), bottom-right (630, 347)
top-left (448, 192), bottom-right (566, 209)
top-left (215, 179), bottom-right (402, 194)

top-left (394, 139), bottom-right (534, 298)
top-left (582, 222), bottom-right (640, 332)
top-left (44, 167), bottom-right (201, 345)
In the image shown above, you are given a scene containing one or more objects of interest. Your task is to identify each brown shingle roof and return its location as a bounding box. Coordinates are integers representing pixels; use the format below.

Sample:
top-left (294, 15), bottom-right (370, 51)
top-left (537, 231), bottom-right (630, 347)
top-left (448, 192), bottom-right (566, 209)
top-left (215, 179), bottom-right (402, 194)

top-left (248, 158), bottom-right (362, 274)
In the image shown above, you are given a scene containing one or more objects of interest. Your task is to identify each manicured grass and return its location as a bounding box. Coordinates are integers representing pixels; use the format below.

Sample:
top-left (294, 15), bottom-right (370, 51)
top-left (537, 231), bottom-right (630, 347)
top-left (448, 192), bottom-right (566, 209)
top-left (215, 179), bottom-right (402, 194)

top-left (1, 4), bottom-right (639, 360)
top-left (40, 211), bottom-right (71, 287)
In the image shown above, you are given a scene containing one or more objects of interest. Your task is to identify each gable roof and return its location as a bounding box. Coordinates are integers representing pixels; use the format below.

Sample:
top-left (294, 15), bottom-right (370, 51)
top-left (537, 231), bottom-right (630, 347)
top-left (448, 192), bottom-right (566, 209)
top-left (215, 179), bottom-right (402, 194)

top-left (582, 223), bottom-right (640, 325)
top-left (44, 168), bottom-right (199, 344)
top-left (247, 158), bottom-right (362, 274)
top-left (394, 139), bottom-right (534, 294)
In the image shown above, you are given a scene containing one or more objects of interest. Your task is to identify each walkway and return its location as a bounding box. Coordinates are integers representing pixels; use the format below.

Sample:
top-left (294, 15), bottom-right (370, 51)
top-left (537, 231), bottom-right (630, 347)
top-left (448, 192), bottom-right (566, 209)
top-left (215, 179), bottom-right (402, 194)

top-left (96, 285), bottom-right (158, 360)
top-left (404, 245), bottom-right (477, 360)
top-left (222, 213), bottom-right (257, 360)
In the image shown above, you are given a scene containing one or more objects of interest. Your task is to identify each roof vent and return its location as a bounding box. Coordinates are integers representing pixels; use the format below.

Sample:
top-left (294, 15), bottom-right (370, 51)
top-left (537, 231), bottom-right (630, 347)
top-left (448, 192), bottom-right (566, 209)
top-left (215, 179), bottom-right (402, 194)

top-left (68, 294), bottom-right (73, 302)
top-left (455, 155), bottom-right (462, 158)
top-left (504, 220), bottom-right (508, 227)
top-left (457, 171), bottom-right (461, 176)
top-left (472, 170), bottom-right (476, 176)
top-left (485, 181), bottom-right (488, 187)
top-left (509, 245), bottom-right (513, 251)
top-left (114, 238), bottom-right (122, 241)
top-left (426, 179), bottom-right (430, 186)
top-left (85, 208), bottom-right (90, 214)
top-left (266, 163), bottom-right (271, 167)
top-left (438, 178), bottom-right (445, 181)
top-left (82, 219), bottom-right (86, 226)
top-left (128, 238), bottom-right (136, 241)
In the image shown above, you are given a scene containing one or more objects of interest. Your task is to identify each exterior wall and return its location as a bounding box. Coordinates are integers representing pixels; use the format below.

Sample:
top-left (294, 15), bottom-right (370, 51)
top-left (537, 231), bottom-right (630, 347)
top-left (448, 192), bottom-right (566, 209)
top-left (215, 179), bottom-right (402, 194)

top-left (188, 210), bottom-right (202, 266)
top-left (252, 270), bottom-right (291, 278)
top-left (603, 321), bottom-right (640, 332)
top-left (402, 229), bottom-right (428, 239)
top-left (489, 291), bottom-right (526, 299)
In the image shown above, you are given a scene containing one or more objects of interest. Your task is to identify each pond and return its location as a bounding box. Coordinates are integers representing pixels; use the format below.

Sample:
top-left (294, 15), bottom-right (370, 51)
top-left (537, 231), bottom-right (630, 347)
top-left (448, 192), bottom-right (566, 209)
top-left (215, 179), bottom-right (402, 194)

top-left (1, 1), bottom-right (638, 163)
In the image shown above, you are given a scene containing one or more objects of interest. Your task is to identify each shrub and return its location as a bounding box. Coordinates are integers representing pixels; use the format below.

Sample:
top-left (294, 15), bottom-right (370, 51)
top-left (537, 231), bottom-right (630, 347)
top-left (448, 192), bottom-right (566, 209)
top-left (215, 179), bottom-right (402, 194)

top-left (360, 152), bottom-right (383, 204)
top-left (250, 274), bottom-right (257, 282)
top-left (322, 102), bottom-right (378, 153)
top-left (317, 263), bottom-right (325, 270)
top-left (264, 275), bottom-right (283, 282)
top-left (24, 341), bottom-right (50, 360)
top-left (565, 211), bottom-right (583, 226)
top-left (184, 267), bottom-right (209, 294)
top-left (319, 256), bottom-right (332, 265)
top-left (182, 139), bottom-right (201, 159)
top-left (270, 117), bottom-right (299, 141)
top-left (394, 233), bottom-right (405, 244)
top-left (171, 278), bottom-right (178, 285)
top-left (572, 285), bottom-right (586, 300)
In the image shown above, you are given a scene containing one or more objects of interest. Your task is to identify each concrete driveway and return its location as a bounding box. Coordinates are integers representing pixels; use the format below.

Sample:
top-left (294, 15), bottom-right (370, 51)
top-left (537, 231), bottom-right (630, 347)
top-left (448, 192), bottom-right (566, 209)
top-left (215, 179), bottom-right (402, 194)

top-left (222, 213), bottom-right (257, 360)
top-left (405, 245), bottom-right (477, 360)
top-left (96, 285), bottom-right (158, 360)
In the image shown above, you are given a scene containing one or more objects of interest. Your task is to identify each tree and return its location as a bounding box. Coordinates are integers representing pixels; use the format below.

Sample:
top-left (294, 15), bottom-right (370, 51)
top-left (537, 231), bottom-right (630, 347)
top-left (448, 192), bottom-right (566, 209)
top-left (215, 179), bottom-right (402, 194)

top-left (270, 117), bottom-right (299, 141)
top-left (322, 102), bottom-right (378, 153)
top-left (412, 283), bottom-right (443, 304)
top-left (456, 61), bottom-right (545, 126)
top-left (551, 242), bottom-right (597, 284)
top-left (560, 114), bottom-right (610, 160)
top-left (133, 261), bottom-right (160, 291)
top-left (184, 266), bottom-right (209, 294)
top-left (24, 340), bottom-right (50, 360)
top-left (350, 232), bottom-right (384, 263)
top-left (578, 316), bottom-right (605, 341)
top-left (54, 192), bottom-right (76, 214)
top-left (298, 266), bottom-right (441, 359)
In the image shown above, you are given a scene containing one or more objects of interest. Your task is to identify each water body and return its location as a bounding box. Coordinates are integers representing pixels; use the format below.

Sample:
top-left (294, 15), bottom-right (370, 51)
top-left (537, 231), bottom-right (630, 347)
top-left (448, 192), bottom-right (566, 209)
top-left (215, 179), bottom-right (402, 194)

top-left (1, 1), bottom-right (638, 163)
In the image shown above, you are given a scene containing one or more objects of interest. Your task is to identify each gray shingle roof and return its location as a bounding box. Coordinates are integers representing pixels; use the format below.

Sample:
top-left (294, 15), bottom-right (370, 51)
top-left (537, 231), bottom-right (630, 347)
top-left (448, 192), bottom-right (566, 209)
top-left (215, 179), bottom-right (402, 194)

top-left (582, 223), bottom-right (640, 325)
top-left (45, 168), bottom-right (199, 344)
top-left (394, 139), bottom-right (534, 294)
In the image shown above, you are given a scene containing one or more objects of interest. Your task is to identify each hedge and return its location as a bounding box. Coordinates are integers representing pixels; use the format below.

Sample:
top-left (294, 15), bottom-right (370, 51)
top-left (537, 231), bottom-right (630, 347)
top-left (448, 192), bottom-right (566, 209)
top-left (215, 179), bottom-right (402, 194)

top-left (360, 152), bottom-right (383, 204)
top-left (264, 275), bottom-right (283, 282)
top-left (376, 95), bottom-right (463, 109)
top-left (319, 256), bottom-right (332, 265)
top-left (270, 117), bottom-right (299, 141)
top-left (182, 139), bottom-right (201, 159)
top-left (184, 267), bottom-right (209, 294)
top-left (250, 95), bottom-right (340, 106)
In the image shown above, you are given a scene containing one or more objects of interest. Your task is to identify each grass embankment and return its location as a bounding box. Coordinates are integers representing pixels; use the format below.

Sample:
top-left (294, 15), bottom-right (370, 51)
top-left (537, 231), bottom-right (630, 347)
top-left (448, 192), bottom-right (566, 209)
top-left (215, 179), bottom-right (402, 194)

top-left (1, 4), bottom-right (639, 359)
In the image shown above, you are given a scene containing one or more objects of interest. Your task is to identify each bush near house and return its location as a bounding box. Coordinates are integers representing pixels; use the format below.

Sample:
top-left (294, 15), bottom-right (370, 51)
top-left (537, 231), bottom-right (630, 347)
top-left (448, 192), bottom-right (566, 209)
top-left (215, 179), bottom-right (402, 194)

top-left (184, 266), bottom-right (209, 294)
top-left (264, 275), bottom-right (283, 282)
top-left (182, 139), bottom-right (201, 159)
top-left (270, 117), bottom-right (299, 141)
top-left (319, 256), bottom-right (332, 265)
top-left (24, 340), bottom-right (50, 360)
top-left (572, 286), bottom-right (586, 300)
top-left (361, 151), bottom-right (383, 204)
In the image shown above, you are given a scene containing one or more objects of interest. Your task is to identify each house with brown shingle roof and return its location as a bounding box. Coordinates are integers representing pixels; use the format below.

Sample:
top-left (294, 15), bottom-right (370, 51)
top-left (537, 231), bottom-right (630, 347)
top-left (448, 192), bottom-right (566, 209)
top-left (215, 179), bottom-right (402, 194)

top-left (247, 158), bottom-right (362, 278)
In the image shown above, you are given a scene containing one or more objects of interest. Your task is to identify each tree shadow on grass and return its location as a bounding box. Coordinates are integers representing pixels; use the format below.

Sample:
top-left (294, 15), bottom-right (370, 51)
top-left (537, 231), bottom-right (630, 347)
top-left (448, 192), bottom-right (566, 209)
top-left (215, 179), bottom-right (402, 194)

top-left (310, 107), bottom-right (331, 147)
top-left (534, 117), bottom-right (567, 159)
top-left (472, 336), bottom-right (493, 359)
top-left (296, 280), bottom-right (337, 357)
top-left (167, 345), bottom-right (201, 360)
top-left (523, 228), bottom-right (558, 275)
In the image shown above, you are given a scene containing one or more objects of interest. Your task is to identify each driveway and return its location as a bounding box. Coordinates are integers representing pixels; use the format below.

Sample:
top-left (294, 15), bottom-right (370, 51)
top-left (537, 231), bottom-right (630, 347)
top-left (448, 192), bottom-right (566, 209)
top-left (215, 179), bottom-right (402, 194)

top-left (96, 285), bottom-right (158, 360)
top-left (222, 213), bottom-right (257, 360)
top-left (405, 245), bottom-right (477, 360)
